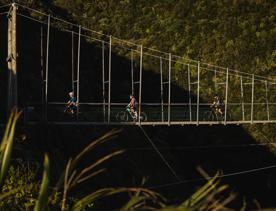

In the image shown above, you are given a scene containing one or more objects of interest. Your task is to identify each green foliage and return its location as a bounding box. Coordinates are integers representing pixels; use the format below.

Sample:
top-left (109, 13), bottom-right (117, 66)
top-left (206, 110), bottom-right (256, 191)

top-left (73, 187), bottom-right (162, 211)
top-left (156, 171), bottom-right (235, 211)
top-left (0, 163), bottom-right (38, 210)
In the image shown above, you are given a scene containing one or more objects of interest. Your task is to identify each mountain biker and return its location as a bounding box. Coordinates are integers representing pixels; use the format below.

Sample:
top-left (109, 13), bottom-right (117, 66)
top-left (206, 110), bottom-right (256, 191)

top-left (128, 94), bottom-right (138, 120)
top-left (211, 94), bottom-right (223, 115)
top-left (66, 91), bottom-right (77, 114)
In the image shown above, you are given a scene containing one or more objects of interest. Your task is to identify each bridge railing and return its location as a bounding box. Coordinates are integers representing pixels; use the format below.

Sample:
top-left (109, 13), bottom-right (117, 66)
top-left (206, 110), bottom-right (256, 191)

top-left (22, 102), bottom-right (276, 125)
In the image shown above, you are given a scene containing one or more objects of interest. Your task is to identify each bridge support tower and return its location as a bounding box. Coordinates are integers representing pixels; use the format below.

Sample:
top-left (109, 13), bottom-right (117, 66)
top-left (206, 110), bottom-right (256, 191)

top-left (7, 3), bottom-right (17, 115)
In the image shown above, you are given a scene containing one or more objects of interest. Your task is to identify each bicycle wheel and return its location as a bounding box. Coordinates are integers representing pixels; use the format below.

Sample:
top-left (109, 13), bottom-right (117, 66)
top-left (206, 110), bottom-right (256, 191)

top-left (203, 111), bottom-right (214, 121)
top-left (221, 113), bottom-right (231, 121)
top-left (139, 112), bottom-right (147, 122)
top-left (116, 111), bottom-right (129, 121)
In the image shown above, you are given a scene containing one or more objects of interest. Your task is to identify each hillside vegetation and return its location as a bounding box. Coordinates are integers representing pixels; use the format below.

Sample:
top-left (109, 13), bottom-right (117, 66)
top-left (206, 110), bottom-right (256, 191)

top-left (54, 0), bottom-right (275, 75)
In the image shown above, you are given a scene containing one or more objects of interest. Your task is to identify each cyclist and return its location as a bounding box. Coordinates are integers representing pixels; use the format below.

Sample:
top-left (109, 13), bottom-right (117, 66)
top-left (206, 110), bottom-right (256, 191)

top-left (211, 94), bottom-right (223, 115)
top-left (65, 91), bottom-right (77, 114)
top-left (128, 94), bottom-right (138, 120)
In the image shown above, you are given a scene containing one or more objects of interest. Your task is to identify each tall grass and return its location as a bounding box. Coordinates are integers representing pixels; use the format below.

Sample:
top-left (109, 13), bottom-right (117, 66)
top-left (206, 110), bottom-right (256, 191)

top-left (0, 112), bottom-right (237, 210)
top-left (34, 154), bottom-right (50, 211)
top-left (0, 110), bottom-right (21, 188)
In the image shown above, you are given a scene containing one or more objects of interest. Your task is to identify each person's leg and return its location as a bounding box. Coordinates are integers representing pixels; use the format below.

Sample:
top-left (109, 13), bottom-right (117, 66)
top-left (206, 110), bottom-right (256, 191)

top-left (131, 108), bottom-right (137, 120)
top-left (218, 106), bottom-right (223, 115)
top-left (134, 109), bottom-right (138, 119)
top-left (69, 105), bottom-right (75, 114)
top-left (130, 108), bottom-right (134, 116)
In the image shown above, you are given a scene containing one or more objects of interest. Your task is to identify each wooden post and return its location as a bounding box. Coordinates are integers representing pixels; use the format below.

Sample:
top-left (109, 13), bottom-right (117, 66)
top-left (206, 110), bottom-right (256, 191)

top-left (7, 3), bottom-right (17, 114)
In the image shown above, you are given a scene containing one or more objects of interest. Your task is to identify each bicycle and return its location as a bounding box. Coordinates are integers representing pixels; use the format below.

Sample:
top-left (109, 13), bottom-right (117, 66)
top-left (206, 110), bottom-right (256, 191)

top-left (116, 106), bottom-right (147, 122)
top-left (64, 104), bottom-right (77, 116)
top-left (203, 106), bottom-right (230, 122)
top-left (63, 103), bottom-right (83, 119)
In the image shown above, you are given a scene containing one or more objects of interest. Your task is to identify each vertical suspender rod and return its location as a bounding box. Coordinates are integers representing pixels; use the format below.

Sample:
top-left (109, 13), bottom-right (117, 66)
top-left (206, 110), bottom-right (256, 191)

top-left (240, 76), bottom-right (245, 121)
top-left (131, 50), bottom-right (134, 95)
top-left (187, 64), bottom-right (192, 122)
top-left (251, 74), bottom-right (254, 124)
top-left (224, 68), bottom-right (229, 125)
top-left (265, 81), bottom-right (270, 121)
top-left (102, 41), bottom-right (106, 121)
top-left (71, 31), bottom-right (74, 93)
top-left (160, 57), bottom-right (164, 122)
top-left (40, 26), bottom-right (44, 118)
top-left (45, 15), bottom-right (50, 120)
top-left (168, 53), bottom-right (171, 125)
top-left (196, 61), bottom-right (200, 125)
top-left (214, 69), bottom-right (217, 92)
top-left (138, 45), bottom-right (143, 125)
top-left (76, 25), bottom-right (81, 120)
top-left (108, 36), bottom-right (112, 123)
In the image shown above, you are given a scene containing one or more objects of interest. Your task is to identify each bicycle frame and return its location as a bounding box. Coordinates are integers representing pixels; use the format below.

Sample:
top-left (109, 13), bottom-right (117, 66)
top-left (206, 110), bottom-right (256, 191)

top-left (126, 106), bottom-right (137, 120)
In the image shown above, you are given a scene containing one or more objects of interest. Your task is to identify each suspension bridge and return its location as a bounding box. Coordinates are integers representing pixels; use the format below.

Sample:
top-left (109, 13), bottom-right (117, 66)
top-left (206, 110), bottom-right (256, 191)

top-left (1, 3), bottom-right (276, 126)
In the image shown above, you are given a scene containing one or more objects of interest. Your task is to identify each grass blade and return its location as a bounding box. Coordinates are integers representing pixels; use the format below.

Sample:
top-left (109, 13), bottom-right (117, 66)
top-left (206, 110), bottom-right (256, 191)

top-left (34, 154), bottom-right (50, 211)
top-left (72, 187), bottom-right (161, 211)
top-left (0, 111), bottom-right (21, 188)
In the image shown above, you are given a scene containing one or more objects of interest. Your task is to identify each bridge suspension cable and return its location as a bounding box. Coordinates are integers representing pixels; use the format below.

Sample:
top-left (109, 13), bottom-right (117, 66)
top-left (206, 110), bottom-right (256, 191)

top-left (123, 142), bottom-right (276, 151)
top-left (6, 2), bottom-right (276, 83)
top-left (8, 7), bottom-right (276, 84)
top-left (0, 4), bottom-right (11, 9)
top-left (139, 126), bottom-right (182, 182)
top-left (149, 163), bottom-right (276, 190)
